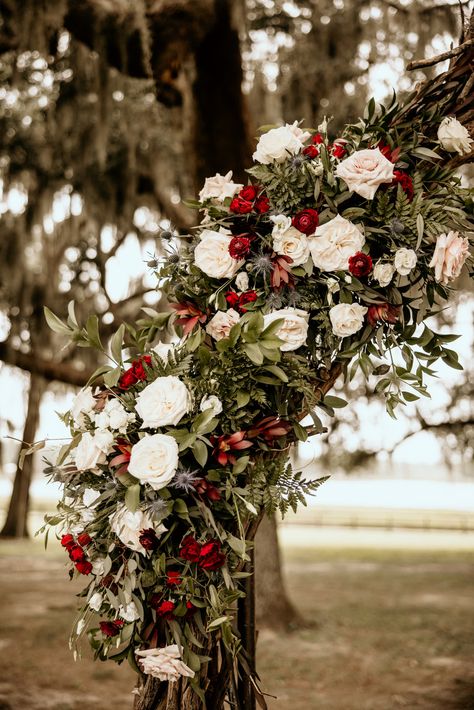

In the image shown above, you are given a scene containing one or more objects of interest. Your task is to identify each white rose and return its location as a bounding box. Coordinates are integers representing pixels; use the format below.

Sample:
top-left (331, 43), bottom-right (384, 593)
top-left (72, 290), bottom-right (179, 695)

top-left (128, 434), bottom-right (179, 490)
top-left (200, 395), bottom-right (223, 416)
top-left (272, 225), bottom-right (311, 267)
top-left (394, 248), bottom-right (417, 276)
top-left (235, 272), bottom-right (249, 292)
top-left (135, 376), bottom-right (190, 428)
top-left (71, 387), bottom-right (96, 429)
top-left (136, 645), bottom-right (195, 682)
top-left (153, 342), bottom-right (175, 361)
top-left (253, 121), bottom-right (310, 164)
top-left (88, 592), bottom-right (103, 612)
top-left (270, 214), bottom-right (292, 235)
top-left (194, 229), bottom-right (243, 279)
top-left (309, 215), bottom-right (365, 271)
top-left (429, 231), bottom-right (469, 284)
top-left (329, 303), bottom-right (368, 338)
top-left (437, 117), bottom-right (473, 156)
top-left (263, 308), bottom-right (309, 352)
top-left (373, 262), bottom-right (395, 287)
top-left (205, 309), bottom-right (240, 341)
top-left (74, 430), bottom-right (114, 472)
top-left (199, 171), bottom-right (243, 202)
top-left (119, 601), bottom-right (140, 622)
top-left (335, 148), bottom-right (395, 199)
top-left (110, 505), bottom-right (166, 552)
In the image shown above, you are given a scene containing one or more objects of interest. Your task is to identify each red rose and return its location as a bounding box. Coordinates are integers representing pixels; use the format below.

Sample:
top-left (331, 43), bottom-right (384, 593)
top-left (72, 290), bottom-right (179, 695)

top-left (392, 170), bottom-right (414, 201)
top-left (100, 620), bottom-right (124, 637)
top-left (225, 291), bottom-right (240, 307)
top-left (119, 355), bottom-right (152, 389)
top-left (61, 534), bottom-right (74, 549)
top-left (331, 141), bottom-right (346, 159)
top-left (312, 132), bottom-right (324, 144)
top-left (139, 528), bottom-right (159, 551)
top-left (367, 303), bottom-right (401, 327)
top-left (198, 540), bottom-right (226, 571)
top-left (156, 600), bottom-right (176, 619)
top-left (238, 290), bottom-right (258, 313)
top-left (166, 570), bottom-right (182, 587)
top-left (303, 145), bottom-right (319, 159)
top-left (348, 252), bottom-right (373, 277)
top-left (254, 195), bottom-right (270, 214)
top-left (77, 532), bottom-right (92, 547)
top-left (179, 535), bottom-right (201, 562)
top-left (229, 236), bottom-right (251, 259)
top-left (240, 185), bottom-right (258, 201)
top-left (292, 208), bottom-right (319, 235)
top-left (185, 601), bottom-right (197, 618)
top-left (230, 197), bottom-right (253, 214)
top-left (69, 544), bottom-right (85, 562)
top-left (75, 560), bottom-right (93, 575)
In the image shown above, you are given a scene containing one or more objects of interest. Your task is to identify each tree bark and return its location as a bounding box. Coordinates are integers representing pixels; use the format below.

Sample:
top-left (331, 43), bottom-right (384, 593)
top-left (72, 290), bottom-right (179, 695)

top-left (0, 373), bottom-right (46, 538)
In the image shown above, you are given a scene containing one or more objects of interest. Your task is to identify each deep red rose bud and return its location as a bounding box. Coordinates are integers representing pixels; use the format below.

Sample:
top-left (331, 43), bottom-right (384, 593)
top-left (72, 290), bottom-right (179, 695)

top-left (199, 540), bottom-right (226, 571)
top-left (348, 252), bottom-right (373, 278)
top-left (303, 145), bottom-right (319, 159)
top-left (331, 141), bottom-right (347, 159)
top-left (179, 535), bottom-right (202, 562)
top-left (225, 291), bottom-right (240, 307)
top-left (230, 197), bottom-right (253, 214)
top-left (156, 600), bottom-right (176, 619)
top-left (185, 601), bottom-right (197, 617)
top-left (312, 132), bottom-right (324, 144)
top-left (119, 355), bottom-right (152, 389)
top-left (77, 533), bottom-right (92, 547)
top-left (229, 236), bottom-right (251, 259)
top-left (75, 560), bottom-right (93, 575)
top-left (254, 195), bottom-right (270, 214)
top-left (240, 185), bottom-right (258, 201)
top-left (100, 620), bottom-right (124, 637)
top-left (367, 303), bottom-right (401, 327)
top-left (69, 544), bottom-right (85, 562)
top-left (392, 170), bottom-right (414, 201)
top-left (238, 290), bottom-right (258, 313)
top-left (166, 570), bottom-right (182, 587)
top-left (139, 528), bottom-right (159, 551)
top-left (61, 534), bottom-right (75, 549)
top-left (292, 208), bottom-right (319, 236)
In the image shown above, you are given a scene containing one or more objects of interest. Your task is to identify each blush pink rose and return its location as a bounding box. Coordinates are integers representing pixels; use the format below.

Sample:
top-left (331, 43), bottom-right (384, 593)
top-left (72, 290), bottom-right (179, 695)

top-left (429, 232), bottom-right (469, 285)
top-left (335, 148), bottom-right (394, 199)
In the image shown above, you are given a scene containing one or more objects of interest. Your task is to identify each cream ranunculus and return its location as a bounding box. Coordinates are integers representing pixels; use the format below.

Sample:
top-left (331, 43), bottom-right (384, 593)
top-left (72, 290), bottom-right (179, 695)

top-left (194, 229), bottom-right (243, 279)
top-left (235, 271), bottom-right (249, 292)
top-left (135, 376), bottom-right (191, 429)
top-left (309, 215), bottom-right (365, 271)
top-left (74, 430), bottom-right (114, 472)
top-left (437, 117), bottom-right (473, 156)
top-left (110, 504), bottom-right (167, 551)
top-left (373, 262), bottom-right (395, 287)
top-left (253, 122), bottom-right (311, 164)
top-left (128, 434), bottom-right (179, 490)
top-left (335, 148), bottom-right (395, 199)
top-left (329, 302), bottom-right (368, 338)
top-left (71, 387), bottom-right (96, 429)
top-left (94, 397), bottom-right (135, 433)
top-left (200, 395), bottom-right (223, 416)
top-left (119, 601), bottom-right (141, 622)
top-left (272, 224), bottom-right (311, 267)
top-left (429, 231), bottom-right (469, 284)
top-left (263, 308), bottom-right (309, 352)
top-left (199, 171), bottom-right (243, 203)
top-left (205, 309), bottom-right (240, 341)
top-left (394, 248), bottom-right (417, 276)
top-left (136, 645), bottom-right (195, 682)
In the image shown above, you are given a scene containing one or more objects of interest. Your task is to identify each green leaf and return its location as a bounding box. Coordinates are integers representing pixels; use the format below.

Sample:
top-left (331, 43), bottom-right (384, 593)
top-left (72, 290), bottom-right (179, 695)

top-left (243, 343), bottom-right (264, 365)
top-left (110, 324), bottom-right (125, 365)
top-left (207, 616), bottom-right (230, 630)
top-left (86, 315), bottom-right (103, 350)
top-left (192, 439), bottom-right (208, 468)
top-left (263, 365), bottom-right (288, 382)
top-left (44, 307), bottom-right (71, 335)
top-left (232, 456), bottom-right (250, 475)
top-left (125, 483), bottom-right (141, 513)
top-left (323, 395), bottom-right (348, 409)
top-left (103, 367), bottom-right (122, 388)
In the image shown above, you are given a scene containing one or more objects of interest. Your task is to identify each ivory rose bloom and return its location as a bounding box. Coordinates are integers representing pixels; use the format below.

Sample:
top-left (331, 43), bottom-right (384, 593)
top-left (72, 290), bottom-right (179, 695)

top-left (135, 376), bottom-right (191, 428)
top-left (136, 645), bottom-right (195, 682)
top-left (88, 592), bottom-right (103, 612)
top-left (309, 215), bottom-right (365, 271)
top-left (329, 303), bottom-right (368, 338)
top-left (110, 505), bottom-right (166, 551)
top-left (199, 171), bottom-right (243, 202)
top-left (263, 308), bottom-right (309, 351)
top-left (119, 601), bottom-right (140, 622)
top-left (373, 262), bottom-right (395, 287)
top-left (200, 395), bottom-right (223, 416)
top-left (128, 434), bottom-right (179, 490)
top-left (429, 231), bottom-right (469, 284)
top-left (74, 430), bottom-right (114, 472)
top-left (437, 117), bottom-right (473, 156)
top-left (335, 148), bottom-right (395, 199)
top-left (206, 309), bottom-right (240, 341)
top-left (235, 271), bottom-right (249, 292)
top-left (194, 229), bottom-right (243, 279)
top-left (272, 224), bottom-right (310, 267)
top-left (71, 387), bottom-right (96, 429)
top-left (394, 248), bottom-right (417, 276)
top-left (253, 122), bottom-right (311, 164)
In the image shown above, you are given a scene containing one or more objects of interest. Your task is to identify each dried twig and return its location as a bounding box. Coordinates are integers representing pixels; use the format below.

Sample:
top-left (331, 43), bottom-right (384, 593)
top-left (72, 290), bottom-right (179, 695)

top-left (406, 38), bottom-right (474, 70)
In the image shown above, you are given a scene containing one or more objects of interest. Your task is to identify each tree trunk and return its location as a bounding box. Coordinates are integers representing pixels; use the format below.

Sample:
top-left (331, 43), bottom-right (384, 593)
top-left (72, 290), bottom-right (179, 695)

top-left (1, 373), bottom-right (46, 538)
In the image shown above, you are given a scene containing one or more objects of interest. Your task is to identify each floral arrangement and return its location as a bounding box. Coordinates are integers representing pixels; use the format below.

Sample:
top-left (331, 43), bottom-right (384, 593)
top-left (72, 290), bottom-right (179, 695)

top-left (42, 95), bottom-right (473, 705)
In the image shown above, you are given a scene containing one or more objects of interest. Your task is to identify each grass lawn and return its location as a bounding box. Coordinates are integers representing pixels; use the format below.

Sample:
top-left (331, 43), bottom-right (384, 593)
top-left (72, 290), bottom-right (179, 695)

top-left (0, 531), bottom-right (473, 709)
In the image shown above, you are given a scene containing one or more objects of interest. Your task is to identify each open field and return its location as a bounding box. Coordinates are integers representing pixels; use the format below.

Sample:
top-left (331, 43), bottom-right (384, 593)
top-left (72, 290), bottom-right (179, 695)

top-left (0, 531), bottom-right (473, 710)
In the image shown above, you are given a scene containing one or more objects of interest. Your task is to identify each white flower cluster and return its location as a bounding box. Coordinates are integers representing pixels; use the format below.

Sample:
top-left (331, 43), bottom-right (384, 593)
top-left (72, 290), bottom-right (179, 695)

top-left (136, 645), bottom-right (195, 682)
